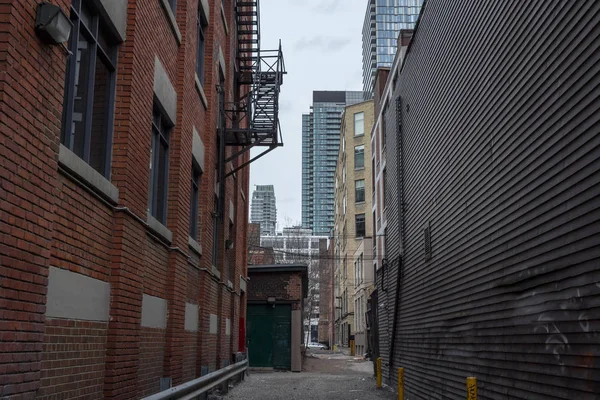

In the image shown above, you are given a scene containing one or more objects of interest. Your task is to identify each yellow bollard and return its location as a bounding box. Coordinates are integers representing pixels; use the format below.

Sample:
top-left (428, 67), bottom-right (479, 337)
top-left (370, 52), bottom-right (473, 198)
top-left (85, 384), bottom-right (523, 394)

top-left (467, 377), bottom-right (477, 400)
top-left (398, 368), bottom-right (404, 400)
top-left (376, 357), bottom-right (382, 388)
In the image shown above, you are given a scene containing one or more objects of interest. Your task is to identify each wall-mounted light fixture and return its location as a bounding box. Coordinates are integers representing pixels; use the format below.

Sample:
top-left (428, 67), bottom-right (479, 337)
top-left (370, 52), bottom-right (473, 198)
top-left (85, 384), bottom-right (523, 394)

top-left (35, 2), bottom-right (73, 45)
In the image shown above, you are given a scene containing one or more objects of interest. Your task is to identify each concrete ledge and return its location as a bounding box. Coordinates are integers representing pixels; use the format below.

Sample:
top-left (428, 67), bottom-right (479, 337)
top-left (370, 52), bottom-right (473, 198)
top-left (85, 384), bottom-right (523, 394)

top-left (147, 212), bottom-right (173, 243)
top-left (159, 0), bottom-right (182, 44)
top-left (212, 265), bottom-right (221, 279)
top-left (218, 46), bottom-right (226, 77)
top-left (199, 0), bottom-right (209, 24)
top-left (195, 74), bottom-right (208, 110)
top-left (188, 236), bottom-right (202, 256)
top-left (192, 127), bottom-right (206, 172)
top-left (185, 302), bottom-right (199, 332)
top-left (46, 267), bottom-right (110, 321)
top-left (98, 0), bottom-right (128, 41)
top-left (154, 56), bottom-right (178, 124)
top-left (225, 318), bottom-right (231, 335)
top-left (229, 200), bottom-right (234, 223)
top-left (221, 3), bottom-right (229, 35)
top-left (58, 144), bottom-right (119, 204)
top-left (240, 276), bottom-right (247, 293)
top-left (141, 294), bottom-right (168, 329)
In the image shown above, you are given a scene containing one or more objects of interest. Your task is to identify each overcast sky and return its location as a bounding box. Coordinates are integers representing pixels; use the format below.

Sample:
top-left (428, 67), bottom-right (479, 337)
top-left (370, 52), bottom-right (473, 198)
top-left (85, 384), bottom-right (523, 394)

top-left (249, 0), bottom-right (366, 229)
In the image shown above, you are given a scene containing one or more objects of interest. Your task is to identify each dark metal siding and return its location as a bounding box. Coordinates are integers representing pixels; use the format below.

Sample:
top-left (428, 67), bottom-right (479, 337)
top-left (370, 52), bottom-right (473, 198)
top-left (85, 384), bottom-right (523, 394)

top-left (383, 0), bottom-right (600, 398)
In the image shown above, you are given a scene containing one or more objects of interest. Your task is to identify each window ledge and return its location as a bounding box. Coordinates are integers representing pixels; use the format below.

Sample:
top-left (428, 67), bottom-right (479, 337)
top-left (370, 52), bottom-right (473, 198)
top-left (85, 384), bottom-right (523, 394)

top-left (188, 236), bottom-right (202, 256)
top-left (212, 265), bottom-right (221, 279)
top-left (159, 0), bottom-right (182, 45)
top-left (355, 167), bottom-right (365, 171)
top-left (58, 144), bottom-right (119, 204)
top-left (227, 280), bottom-right (233, 289)
top-left (354, 134), bottom-right (365, 138)
top-left (355, 201), bottom-right (365, 206)
top-left (221, 3), bottom-right (229, 35)
top-left (147, 212), bottom-right (173, 244)
top-left (195, 74), bottom-right (208, 110)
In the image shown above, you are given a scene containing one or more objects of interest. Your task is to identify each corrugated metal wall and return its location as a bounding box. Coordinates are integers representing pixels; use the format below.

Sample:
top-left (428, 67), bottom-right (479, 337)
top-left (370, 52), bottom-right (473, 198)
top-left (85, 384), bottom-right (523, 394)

top-left (381, 0), bottom-right (600, 398)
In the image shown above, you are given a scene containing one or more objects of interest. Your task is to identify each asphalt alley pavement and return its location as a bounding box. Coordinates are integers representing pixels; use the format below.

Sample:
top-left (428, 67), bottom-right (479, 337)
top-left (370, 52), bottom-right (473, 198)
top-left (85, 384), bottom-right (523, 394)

top-left (220, 351), bottom-right (396, 400)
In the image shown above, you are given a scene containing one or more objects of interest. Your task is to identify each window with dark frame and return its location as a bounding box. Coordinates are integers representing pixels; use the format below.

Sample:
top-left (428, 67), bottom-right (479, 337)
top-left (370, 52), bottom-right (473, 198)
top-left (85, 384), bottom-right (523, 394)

top-left (355, 179), bottom-right (365, 203)
top-left (169, 0), bottom-right (177, 13)
top-left (355, 213), bottom-right (366, 238)
top-left (354, 145), bottom-right (365, 169)
top-left (189, 165), bottom-right (201, 240)
top-left (149, 104), bottom-right (171, 224)
top-left (196, 7), bottom-right (207, 84)
top-left (62, 0), bottom-right (118, 178)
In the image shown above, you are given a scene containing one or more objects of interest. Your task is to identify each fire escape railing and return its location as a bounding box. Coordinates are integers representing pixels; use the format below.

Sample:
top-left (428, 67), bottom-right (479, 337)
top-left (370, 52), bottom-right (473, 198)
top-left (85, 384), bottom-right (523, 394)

top-left (220, 0), bottom-right (286, 179)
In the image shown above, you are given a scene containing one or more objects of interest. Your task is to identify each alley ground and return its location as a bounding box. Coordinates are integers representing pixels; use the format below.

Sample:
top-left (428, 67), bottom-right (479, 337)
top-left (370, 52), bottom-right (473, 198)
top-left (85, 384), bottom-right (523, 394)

top-left (221, 351), bottom-right (396, 400)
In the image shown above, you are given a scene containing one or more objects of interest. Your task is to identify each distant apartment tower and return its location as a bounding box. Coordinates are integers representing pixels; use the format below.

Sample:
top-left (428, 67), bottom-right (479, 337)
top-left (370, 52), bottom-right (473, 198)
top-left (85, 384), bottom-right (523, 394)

top-left (302, 91), bottom-right (365, 236)
top-left (251, 185), bottom-right (277, 236)
top-left (362, 0), bottom-right (423, 96)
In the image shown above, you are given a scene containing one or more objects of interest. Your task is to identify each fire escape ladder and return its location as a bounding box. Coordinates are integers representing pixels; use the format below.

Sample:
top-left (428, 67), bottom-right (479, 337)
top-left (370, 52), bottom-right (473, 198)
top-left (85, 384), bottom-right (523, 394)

top-left (221, 0), bottom-right (286, 178)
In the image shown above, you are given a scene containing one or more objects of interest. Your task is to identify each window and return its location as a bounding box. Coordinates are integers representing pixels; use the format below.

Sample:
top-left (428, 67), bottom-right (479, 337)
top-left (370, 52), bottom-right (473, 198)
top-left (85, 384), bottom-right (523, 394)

top-left (355, 179), bottom-right (365, 203)
top-left (196, 7), bottom-right (207, 84)
top-left (355, 145), bottom-right (365, 169)
top-left (169, 0), bottom-right (177, 13)
top-left (62, 0), bottom-right (118, 178)
top-left (355, 214), bottom-right (366, 238)
top-left (354, 112), bottom-right (364, 136)
top-left (189, 166), bottom-right (201, 239)
top-left (149, 104), bottom-right (171, 224)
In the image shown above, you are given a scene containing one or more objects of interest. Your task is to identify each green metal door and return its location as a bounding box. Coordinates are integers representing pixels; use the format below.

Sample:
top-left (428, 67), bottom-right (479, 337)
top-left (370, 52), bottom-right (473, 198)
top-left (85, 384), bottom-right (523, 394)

top-left (247, 304), bottom-right (291, 370)
top-left (272, 305), bottom-right (291, 369)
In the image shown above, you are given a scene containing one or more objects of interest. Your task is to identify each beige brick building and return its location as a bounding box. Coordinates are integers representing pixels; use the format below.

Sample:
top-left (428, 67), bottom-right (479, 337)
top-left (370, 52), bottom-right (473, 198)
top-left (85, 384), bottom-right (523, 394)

top-left (333, 100), bottom-right (374, 347)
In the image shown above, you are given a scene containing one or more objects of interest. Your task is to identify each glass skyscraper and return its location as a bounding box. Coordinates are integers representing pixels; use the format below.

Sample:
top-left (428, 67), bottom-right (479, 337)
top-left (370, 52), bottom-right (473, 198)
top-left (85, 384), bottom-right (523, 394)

top-left (362, 0), bottom-right (424, 96)
top-left (302, 91), bottom-right (364, 236)
top-left (250, 185), bottom-right (277, 236)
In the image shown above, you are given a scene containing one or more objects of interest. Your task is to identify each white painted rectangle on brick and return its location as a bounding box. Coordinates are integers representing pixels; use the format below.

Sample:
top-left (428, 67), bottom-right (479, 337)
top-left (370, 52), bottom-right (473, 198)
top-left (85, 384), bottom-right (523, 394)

top-left (226, 318), bottom-right (231, 335)
top-left (185, 302), bottom-right (199, 332)
top-left (141, 294), bottom-right (168, 329)
top-left (209, 314), bottom-right (218, 334)
top-left (46, 267), bottom-right (110, 321)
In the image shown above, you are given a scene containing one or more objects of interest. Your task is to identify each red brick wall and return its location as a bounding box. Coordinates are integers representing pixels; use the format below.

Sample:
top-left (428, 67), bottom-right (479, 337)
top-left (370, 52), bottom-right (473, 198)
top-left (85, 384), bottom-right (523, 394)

top-left (248, 272), bottom-right (305, 303)
top-left (38, 319), bottom-right (108, 400)
top-left (1, 0), bottom-right (253, 398)
top-left (137, 329), bottom-right (166, 398)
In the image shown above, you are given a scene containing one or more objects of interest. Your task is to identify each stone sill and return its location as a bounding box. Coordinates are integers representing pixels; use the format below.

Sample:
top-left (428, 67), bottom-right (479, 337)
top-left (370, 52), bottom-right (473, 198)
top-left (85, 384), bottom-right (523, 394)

top-left (146, 212), bottom-right (173, 244)
top-left (221, 2), bottom-right (229, 35)
top-left (188, 236), bottom-right (202, 256)
top-left (58, 144), bottom-right (119, 204)
top-left (159, 0), bottom-right (182, 45)
top-left (195, 74), bottom-right (208, 109)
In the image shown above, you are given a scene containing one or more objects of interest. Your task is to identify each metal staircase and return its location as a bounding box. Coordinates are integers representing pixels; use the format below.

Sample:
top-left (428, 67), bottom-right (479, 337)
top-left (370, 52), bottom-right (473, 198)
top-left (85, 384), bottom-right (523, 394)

top-left (221, 0), bottom-right (285, 178)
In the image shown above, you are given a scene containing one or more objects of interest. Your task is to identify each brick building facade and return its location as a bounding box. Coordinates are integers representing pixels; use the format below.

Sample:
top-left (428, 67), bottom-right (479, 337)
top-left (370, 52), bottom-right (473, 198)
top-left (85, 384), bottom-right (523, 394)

top-left (0, 0), bottom-right (282, 398)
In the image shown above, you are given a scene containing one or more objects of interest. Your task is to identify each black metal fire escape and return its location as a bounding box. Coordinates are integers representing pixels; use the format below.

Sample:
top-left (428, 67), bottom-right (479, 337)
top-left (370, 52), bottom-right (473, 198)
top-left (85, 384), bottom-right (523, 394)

top-left (213, 0), bottom-right (285, 259)
top-left (220, 0), bottom-right (285, 179)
